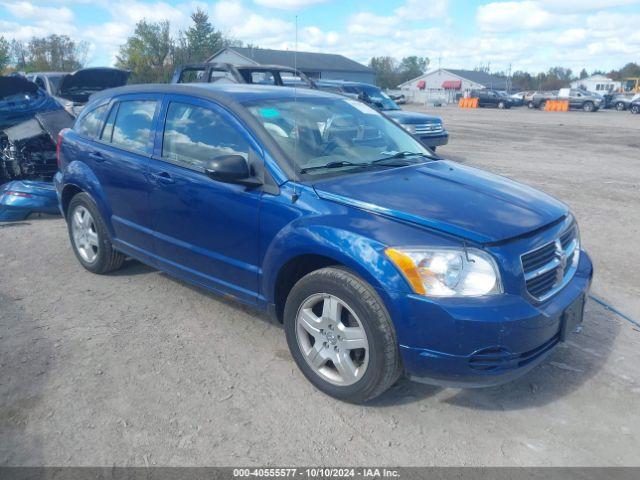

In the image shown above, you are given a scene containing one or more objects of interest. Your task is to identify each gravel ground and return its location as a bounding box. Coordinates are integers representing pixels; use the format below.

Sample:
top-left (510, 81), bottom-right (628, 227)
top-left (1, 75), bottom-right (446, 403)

top-left (1, 105), bottom-right (639, 466)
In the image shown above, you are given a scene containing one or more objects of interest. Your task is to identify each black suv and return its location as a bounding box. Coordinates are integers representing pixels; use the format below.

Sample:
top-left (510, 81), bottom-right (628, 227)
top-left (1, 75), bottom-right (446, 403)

top-left (470, 90), bottom-right (514, 109)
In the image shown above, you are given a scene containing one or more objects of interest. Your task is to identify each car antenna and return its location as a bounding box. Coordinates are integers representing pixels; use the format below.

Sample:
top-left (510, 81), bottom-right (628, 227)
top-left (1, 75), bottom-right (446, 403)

top-left (291, 14), bottom-right (300, 203)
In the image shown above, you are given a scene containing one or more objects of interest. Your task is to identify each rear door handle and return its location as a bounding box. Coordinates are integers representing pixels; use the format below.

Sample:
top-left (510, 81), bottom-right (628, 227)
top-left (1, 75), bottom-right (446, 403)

top-left (150, 171), bottom-right (175, 184)
top-left (88, 151), bottom-right (106, 162)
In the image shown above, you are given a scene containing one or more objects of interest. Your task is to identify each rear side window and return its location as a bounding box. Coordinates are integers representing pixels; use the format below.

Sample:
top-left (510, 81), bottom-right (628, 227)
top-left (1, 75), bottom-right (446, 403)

top-left (162, 102), bottom-right (250, 170)
top-left (110, 100), bottom-right (157, 154)
top-left (76, 104), bottom-right (109, 139)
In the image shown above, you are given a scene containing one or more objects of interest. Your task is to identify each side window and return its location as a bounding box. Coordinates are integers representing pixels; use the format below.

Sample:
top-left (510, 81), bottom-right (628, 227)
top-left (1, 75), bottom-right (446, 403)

top-left (110, 100), bottom-right (157, 154)
top-left (162, 102), bottom-right (250, 170)
top-left (179, 68), bottom-right (207, 83)
top-left (35, 77), bottom-right (46, 90)
top-left (76, 104), bottom-right (109, 139)
top-left (250, 71), bottom-right (276, 85)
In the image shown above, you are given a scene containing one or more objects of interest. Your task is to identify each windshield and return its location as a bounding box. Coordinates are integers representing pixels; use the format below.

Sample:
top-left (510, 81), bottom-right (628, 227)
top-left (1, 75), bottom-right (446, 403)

top-left (46, 75), bottom-right (65, 94)
top-left (244, 96), bottom-right (434, 178)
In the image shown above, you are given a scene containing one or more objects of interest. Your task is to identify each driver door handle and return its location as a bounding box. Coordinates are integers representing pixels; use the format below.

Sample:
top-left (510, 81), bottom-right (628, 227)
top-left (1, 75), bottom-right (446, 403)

top-left (150, 171), bottom-right (175, 185)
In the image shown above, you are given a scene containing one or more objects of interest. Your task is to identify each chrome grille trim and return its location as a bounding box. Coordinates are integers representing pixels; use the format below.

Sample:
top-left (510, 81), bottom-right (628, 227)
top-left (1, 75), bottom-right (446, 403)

top-left (521, 226), bottom-right (579, 302)
top-left (410, 123), bottom-right (444, 134)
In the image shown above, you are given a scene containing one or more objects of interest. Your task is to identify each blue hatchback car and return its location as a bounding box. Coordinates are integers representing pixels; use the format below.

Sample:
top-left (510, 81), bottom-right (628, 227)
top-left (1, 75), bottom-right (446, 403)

top-left (55, 83), bottom-right (593, 402)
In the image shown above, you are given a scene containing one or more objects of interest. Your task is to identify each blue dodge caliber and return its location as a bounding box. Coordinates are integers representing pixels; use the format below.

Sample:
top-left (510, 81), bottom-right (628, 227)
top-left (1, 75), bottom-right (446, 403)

top-left (55, 84), bottom-right (593, 402)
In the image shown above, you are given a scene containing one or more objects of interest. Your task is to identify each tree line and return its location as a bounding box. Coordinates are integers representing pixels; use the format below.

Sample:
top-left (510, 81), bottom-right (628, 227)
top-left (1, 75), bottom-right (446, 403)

top-left (0, 8), bottom-right (241, 82)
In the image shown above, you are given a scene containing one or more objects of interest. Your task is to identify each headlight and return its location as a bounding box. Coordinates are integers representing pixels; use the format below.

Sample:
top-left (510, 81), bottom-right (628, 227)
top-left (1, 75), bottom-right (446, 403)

top-left (385, 247), bottom-right (502, 297)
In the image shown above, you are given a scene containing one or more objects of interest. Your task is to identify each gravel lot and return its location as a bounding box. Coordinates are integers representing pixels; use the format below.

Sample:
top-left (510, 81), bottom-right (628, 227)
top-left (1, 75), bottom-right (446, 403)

top-left (1, 105), bottom-right (639, 466)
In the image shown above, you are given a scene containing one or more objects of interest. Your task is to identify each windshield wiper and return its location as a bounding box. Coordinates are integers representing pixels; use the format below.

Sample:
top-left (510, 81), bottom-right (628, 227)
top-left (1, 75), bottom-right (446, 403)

top-left (299, 161), bottom-right (364, 174)
top-left (371, 151), bottom-right (429, 165)
top-left (299, 152), bottom-right (430, 174)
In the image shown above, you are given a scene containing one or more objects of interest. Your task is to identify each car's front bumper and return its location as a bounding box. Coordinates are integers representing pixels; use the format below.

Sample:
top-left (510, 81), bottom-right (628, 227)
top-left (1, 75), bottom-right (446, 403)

top-left (417, 131), bottom-right (449, 148)
top-left (393, 250), bottom-right (593, 387)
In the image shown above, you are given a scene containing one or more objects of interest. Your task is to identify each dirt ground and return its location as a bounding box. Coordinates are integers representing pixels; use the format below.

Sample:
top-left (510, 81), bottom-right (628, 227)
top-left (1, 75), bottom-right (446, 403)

top-left (1, 105), bottom-right (639, 466)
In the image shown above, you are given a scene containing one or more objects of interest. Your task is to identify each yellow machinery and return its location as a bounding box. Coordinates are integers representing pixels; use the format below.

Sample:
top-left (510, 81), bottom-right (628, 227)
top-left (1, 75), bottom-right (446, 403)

top-left (620, 78), bottom-right (640, 93)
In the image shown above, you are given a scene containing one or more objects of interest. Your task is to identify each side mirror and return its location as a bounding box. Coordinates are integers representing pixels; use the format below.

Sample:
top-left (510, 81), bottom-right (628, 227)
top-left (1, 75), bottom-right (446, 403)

top-left (204, 154), bottom-right (262, 187)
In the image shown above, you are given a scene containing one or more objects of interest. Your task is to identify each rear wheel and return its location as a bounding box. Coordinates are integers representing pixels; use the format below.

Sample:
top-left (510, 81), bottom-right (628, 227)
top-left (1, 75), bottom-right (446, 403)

top-left (631, 105), bottom-right (640, 114)
top-left (583, 101), bottom-right (594, 112)
top-left (67, 193), bottom-right (125, 274)
top-left (615, 102), bottom-right (626, 111)
top-left (497, 101), bottom-right (506, 109)
top-left (527, 101), bottom-right (534, 109)
top-left (284, 267), bottom-right (401, 403)
top-left (539, 101), bottom-right (546, 110)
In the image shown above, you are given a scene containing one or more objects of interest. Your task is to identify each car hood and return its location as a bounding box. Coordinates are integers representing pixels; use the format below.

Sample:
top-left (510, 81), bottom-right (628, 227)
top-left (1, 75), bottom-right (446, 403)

top-left (57, 68), bottom-right (130, 102)
top-left (313, 160), bottom-right (568, 244)
top-left (0, 76), bottom-right (38, 99)
top-left (384, 110), bottom-right (442, 124)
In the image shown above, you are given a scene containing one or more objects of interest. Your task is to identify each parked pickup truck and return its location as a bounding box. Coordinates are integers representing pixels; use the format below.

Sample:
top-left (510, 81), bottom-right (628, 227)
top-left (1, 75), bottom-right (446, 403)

top-left (530, 88), bottom-right (602, 112)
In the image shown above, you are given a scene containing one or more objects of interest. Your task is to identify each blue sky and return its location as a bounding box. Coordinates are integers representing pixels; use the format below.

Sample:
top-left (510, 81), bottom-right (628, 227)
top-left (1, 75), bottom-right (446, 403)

top-left (1, 0), bottom-right (639, 73)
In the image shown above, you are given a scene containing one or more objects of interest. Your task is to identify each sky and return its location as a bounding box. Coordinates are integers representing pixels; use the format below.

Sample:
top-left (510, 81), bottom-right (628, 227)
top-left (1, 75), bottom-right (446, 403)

top-left (1, 0), bottom-right (640, 74)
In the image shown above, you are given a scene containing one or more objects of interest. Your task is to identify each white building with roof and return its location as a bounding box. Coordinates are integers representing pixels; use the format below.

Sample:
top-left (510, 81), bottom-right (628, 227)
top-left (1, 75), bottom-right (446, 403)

top-left (570, 74), bottom-right (620, 94)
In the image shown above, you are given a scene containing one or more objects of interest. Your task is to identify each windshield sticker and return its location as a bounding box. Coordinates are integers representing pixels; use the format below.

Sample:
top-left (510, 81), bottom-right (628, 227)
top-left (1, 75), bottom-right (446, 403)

top-left (259, 108), bottom-right (281, 118)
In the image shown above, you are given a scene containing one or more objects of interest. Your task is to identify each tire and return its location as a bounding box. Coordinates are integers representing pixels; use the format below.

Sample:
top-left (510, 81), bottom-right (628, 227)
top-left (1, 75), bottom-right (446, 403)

top-left (615, 102), bottom-right (626, 111)
top-left (67, 192), bottom-right (125, 274)
top-left (527, 101), bottom-right (534, 109)
top-left (284, 267), bottom-right (401, 403)
top-left (631, 105), bottom-right (640, 114)
top-left (497, 101), bottom-right (505, 109)
top-left (583, 101), bottom-right (594, 112)
top-left (538, 101), bottom-right (546, 110)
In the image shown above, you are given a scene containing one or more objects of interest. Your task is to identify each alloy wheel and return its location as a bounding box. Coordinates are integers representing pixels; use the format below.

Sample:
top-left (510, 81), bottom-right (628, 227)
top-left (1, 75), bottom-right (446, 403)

top-left (295, 293), bottom-right (369, 386)
top-left (71, 205), bottom-right (99, 263)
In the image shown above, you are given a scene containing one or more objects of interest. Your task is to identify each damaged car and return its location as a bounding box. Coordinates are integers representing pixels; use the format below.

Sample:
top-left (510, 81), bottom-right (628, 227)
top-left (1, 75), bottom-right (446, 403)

top-left (1, 68), bottom-right (129, 220)
top-left (0, 75), bottom-right (62, 130)
top-left (27, 67), bottom-right (130, 116)
top-left (172, 63), bottom-right (316, 89)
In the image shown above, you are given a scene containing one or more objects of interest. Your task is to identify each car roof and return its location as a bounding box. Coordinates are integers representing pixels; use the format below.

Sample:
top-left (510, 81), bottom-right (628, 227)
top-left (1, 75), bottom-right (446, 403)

top-left (316, 79), bottom-right (376, 88)
top-left (177, 63), bottom-right (301, 72)
top-left (91, 82), bottom-right (338, 104)
top-left (30, 72), bottom-right (67, 77)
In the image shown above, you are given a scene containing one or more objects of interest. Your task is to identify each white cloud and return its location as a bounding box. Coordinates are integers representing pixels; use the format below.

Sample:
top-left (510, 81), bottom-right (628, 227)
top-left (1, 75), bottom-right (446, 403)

top-left (476, 1), bottom-right (558, 32)
top-left (2, 1), bottom-right (74, 22)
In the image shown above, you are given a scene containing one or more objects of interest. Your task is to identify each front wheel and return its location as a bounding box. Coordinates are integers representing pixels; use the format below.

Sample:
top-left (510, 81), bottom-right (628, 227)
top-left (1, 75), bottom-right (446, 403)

top-left (497, 101), bottom-right (505, 109)
top-left (615, 102), bottom-right (626, 111)
top-left (284, 267), bottom-right (401, 403)
top-left (583, 101), bottom-right (594, 112)
top-left (631, 105), bottom-right (640, 114)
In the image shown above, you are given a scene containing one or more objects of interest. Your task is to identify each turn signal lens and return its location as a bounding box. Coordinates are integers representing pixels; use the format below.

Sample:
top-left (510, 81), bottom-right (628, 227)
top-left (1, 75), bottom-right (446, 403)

top-left (385, 248), bottom-right (426, 295)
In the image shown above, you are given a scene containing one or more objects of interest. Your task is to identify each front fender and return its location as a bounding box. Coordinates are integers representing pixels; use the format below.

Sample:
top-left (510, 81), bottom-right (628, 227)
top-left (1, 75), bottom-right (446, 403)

top-left (261, 220), bottom-right (411, 307)
top-left (60, 160), bottom-right (114, 237)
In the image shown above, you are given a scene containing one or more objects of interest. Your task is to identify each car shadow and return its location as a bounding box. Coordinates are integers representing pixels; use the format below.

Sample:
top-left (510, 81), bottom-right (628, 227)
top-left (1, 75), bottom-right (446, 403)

top-left (108, 259), bottom-right (158, 277)
top-left (370, 298), bottom-right (620, 410)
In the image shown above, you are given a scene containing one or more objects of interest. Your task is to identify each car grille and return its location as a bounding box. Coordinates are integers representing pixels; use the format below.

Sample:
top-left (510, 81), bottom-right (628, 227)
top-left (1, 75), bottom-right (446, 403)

top-left (521, 225), bottom-right (579, 301)
top-left (413, 123), bottom-right (443, 135)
